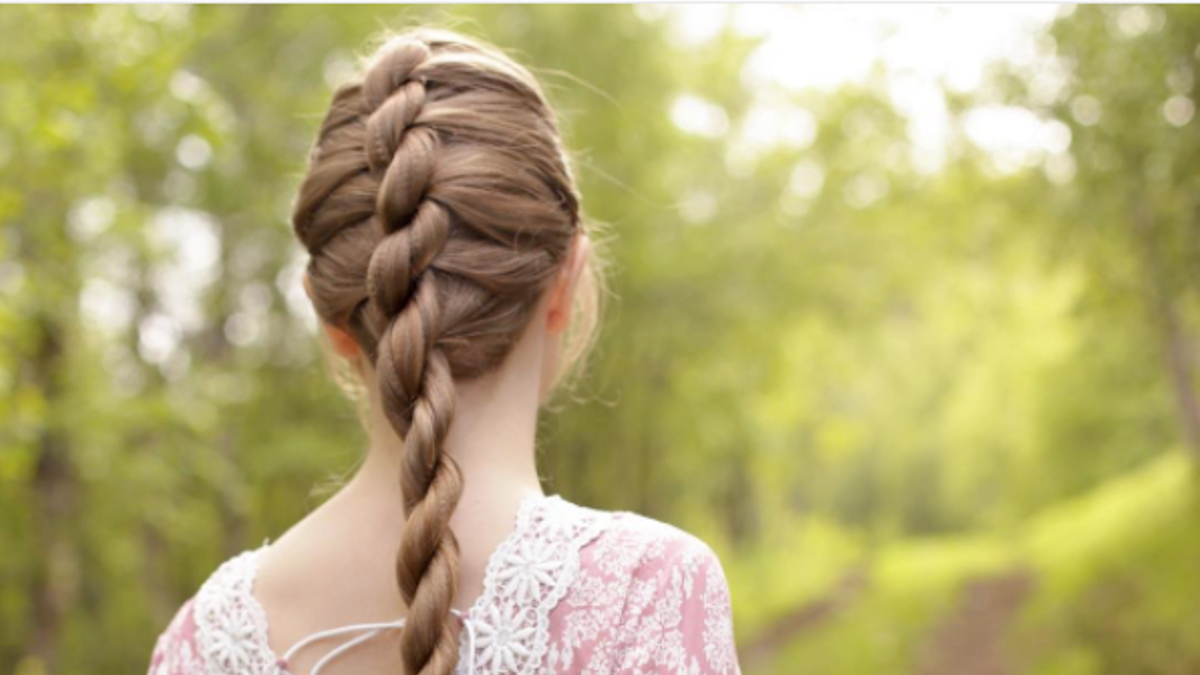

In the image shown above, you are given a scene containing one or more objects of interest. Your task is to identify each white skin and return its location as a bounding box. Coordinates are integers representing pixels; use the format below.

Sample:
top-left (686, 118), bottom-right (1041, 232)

top-left (254, 232), bottom-right (592, 674)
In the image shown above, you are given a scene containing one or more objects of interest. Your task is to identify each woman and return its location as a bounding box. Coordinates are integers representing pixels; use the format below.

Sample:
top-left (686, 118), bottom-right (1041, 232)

top-left (147, 27), bottom-right (741, 675)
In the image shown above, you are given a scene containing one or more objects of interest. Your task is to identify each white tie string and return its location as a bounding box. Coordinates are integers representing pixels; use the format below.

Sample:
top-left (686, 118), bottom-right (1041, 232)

top-left (306, 627), bottom-right (388, 675)
top-left (278, 610), bottom-right (477, 675)
top-left (460, 609), bottom-right (477, 675)
top-left (282, 620), bottom-right (403, 665)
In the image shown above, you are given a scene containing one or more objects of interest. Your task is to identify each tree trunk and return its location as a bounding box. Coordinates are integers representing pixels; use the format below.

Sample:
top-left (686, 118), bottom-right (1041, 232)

top-left (27, 312), bottom-right (77, 672)
top-left (1132, 200), bottom-right (1200, 462)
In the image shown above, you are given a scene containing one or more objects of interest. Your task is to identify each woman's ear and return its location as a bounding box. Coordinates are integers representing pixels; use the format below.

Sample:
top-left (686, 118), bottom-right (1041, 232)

top-left (546, 232), bottom-right (591, 335)
top-left (322, 322), bottom-right (362, 360)
top-left (303, 270), bottom-right (362, 360)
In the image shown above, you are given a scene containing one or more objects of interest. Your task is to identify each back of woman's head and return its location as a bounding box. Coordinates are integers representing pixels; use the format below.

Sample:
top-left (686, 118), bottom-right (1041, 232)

top-left (290, 26), bottom-right (602, 675)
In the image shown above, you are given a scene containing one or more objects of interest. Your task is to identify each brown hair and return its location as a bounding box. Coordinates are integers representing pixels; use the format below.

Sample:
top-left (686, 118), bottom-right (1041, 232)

top-left (290, 27), bottom-right (605, 675)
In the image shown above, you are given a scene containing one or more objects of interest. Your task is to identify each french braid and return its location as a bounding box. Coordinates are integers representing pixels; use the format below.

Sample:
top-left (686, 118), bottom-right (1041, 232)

top-left (291, 28), bottom-right (601, 675)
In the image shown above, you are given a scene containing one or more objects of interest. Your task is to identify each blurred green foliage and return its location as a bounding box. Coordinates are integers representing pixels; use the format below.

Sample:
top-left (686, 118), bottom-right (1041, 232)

top-left (1, 5), bottom-right (1198, 675)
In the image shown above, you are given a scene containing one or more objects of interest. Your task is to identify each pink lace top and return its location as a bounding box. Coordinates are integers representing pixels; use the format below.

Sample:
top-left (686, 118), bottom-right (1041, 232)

top-left (146, 494), bottom-right (742, 675)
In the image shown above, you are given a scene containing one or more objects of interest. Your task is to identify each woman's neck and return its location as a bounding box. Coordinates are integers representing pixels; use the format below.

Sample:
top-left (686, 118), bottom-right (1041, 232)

top-left (341, 318), bottom-right (550, 517)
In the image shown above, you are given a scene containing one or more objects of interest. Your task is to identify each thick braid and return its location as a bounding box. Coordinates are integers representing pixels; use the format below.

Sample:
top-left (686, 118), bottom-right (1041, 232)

top-left (362, 40), bottom-right (465, 675)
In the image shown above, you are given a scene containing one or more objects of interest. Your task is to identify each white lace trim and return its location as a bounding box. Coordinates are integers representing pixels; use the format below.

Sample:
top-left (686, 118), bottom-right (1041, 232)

top-left (193, 548), bottom-right (276, 675)
top-left (190, 494), bottom-right (614, 675)
top-left (460, 495), bottom-right (611, 675)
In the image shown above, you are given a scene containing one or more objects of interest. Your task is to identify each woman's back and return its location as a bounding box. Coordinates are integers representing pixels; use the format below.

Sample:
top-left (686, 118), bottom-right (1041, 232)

top-left (146, 494), bottom-right (739, 675)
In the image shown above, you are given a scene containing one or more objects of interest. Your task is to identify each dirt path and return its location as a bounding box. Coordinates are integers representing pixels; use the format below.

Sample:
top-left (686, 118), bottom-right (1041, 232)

top-left (739, 566), bottom-right (1037, 675)
top-left (739, 567), bottom-right (869, 669)
top-left (916, 568), bottom-right (1037, 675)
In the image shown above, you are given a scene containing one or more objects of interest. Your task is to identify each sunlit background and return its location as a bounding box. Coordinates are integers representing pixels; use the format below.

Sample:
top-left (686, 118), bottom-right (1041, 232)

top-left (2, 4), bottom-right (1199, 675)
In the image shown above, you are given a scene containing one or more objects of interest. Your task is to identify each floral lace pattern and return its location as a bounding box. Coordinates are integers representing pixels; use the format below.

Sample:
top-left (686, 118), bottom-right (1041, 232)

top-left (192, 549), bottom-right (275, 675)
top-left (543, 509), bottom-right (739, 675)
top-left (461, 495), bottom-right (611, 675)
top-left (146, 494), bottom-right (741, 675)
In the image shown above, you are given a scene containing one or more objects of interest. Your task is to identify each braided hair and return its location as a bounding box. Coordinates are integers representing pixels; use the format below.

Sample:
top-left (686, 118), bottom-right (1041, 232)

top-left (291, 28), bottom-right (601, 675)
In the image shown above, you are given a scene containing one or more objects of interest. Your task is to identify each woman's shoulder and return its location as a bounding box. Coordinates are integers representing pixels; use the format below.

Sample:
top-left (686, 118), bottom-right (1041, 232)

top-left (146, 547), bottom-right (273, 675)
top-left (554, 497), bottom-right (726, 574)
top-left (521, 493), bottom-right (730, 587)
top-left (146, 595), bottom-right (203, 675)
top-left (542, 498), bottom-right (741, 675)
